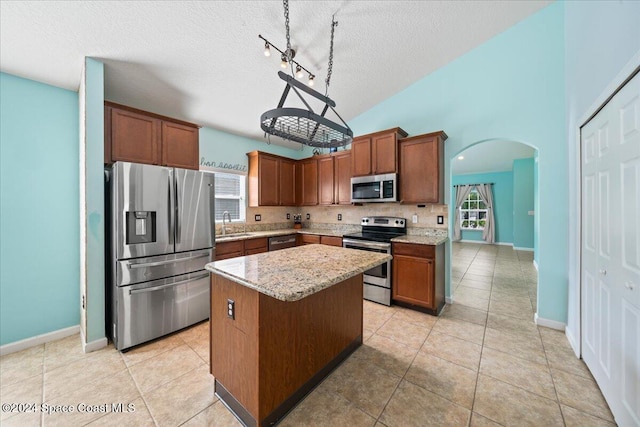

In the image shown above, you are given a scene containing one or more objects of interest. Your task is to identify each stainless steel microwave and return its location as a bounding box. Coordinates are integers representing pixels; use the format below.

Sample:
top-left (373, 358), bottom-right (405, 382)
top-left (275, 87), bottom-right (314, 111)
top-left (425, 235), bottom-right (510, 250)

top-left (351, 173), bottom-right (397, 203)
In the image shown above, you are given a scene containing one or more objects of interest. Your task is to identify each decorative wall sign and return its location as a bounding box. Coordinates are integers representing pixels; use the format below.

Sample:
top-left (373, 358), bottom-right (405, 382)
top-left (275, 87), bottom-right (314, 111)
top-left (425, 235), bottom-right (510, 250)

top-left (200, 157), bottom-right (248, 174)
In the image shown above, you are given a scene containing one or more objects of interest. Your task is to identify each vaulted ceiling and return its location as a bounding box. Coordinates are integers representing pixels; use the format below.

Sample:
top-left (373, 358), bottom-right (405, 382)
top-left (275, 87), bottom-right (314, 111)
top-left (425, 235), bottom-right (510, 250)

top-left (1, 0), bottom-right (550, 154)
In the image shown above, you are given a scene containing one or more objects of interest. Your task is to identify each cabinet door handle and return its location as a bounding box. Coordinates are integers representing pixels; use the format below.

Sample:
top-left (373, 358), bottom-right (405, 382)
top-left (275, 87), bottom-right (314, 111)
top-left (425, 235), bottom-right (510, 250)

top-left (625, 281), bottom-right (635, 291)
top-left (599, 269), bottom-right (607, 276)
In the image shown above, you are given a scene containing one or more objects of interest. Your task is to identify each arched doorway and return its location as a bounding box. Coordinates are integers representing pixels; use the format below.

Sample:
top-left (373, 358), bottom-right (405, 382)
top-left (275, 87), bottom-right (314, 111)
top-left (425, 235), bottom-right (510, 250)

top-left (445, 139), bottom-right (539, 322)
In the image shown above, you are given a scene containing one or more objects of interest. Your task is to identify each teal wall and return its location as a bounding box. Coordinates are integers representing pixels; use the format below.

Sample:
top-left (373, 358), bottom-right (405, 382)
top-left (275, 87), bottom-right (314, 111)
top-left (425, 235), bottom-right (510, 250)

top-left (512, 158), bottom-right (535, 249)
top-left (0, 73), bottom-right (80, 345)
top-left (452, 172), bottom-right (513, 244)
top-left (84, 58), bottom-right (105, 343)
top-left (199, 127), bottom-right (308, 173)
top-left (534, 153), bottom-right (539, 265)
top-left (349, 4), bottom-right (566, 322)
top-left (564, 2), bottom-right (640, 341)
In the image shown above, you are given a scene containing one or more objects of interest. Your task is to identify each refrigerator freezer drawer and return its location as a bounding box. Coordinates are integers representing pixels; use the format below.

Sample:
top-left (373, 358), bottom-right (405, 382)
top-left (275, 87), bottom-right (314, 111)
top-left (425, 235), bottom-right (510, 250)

top-left (114, 271), bottom-right (210, 351)
top-left (116, 249), bottom-right (212, 287)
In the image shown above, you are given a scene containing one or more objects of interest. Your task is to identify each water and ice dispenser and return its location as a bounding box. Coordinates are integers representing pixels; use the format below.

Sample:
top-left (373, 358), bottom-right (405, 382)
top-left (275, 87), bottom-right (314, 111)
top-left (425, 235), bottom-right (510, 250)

top-left (125, 211), bottom-right (156, 244)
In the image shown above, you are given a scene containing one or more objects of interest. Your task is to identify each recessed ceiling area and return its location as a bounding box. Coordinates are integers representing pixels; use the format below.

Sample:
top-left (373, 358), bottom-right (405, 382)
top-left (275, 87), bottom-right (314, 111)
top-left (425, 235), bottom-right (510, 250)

top-left (0, 1), bottom-right (551, 149)
top-left (452, 140), bottom-right (536, 175)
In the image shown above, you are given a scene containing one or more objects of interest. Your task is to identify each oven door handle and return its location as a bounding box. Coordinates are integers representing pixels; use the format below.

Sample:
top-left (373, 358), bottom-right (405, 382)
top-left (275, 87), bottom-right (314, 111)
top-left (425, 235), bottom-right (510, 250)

top-left (342, 239), bottom-right (391, 251)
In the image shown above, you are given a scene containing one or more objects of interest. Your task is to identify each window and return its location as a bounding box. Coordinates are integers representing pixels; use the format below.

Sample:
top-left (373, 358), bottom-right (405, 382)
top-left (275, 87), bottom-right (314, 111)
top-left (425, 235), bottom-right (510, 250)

top-left (460, 190), bottom-right (487, 230)
top-left (213, 172), bottom-right (246, 222)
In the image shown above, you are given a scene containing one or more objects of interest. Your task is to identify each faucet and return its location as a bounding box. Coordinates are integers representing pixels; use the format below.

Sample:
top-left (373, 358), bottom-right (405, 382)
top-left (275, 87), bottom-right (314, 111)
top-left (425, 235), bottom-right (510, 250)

top-left (221, 211), bottom-right (231, 236)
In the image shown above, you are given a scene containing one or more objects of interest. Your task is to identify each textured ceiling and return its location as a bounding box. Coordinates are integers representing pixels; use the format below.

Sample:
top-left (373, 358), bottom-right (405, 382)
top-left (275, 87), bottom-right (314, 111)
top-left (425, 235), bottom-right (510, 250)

top-left (0, 1), bottom-right (550, 150)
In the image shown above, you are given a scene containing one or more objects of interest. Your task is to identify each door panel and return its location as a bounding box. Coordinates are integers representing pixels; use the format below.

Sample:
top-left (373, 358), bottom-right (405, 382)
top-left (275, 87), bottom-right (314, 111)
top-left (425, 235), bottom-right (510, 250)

top-left (174, 169), bottom-right (215, 253)
top-left (114, 162), bottom-right (174, 259)
top-left (582, 71), bottom-right (640, 426)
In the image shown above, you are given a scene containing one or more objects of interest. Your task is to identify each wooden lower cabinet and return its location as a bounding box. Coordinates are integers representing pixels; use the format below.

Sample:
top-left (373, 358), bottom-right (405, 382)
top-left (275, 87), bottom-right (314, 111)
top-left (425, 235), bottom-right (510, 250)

top-left (392, 242), bottom-right (445, 315)
top-left (320, 236), bottom-right (342, 247)
top-left (298, 234), bottom-right (320, 245)
top-left (216, 238), bottom-right (268, 260)
top-left (298, 234), bottom-right (342, 247)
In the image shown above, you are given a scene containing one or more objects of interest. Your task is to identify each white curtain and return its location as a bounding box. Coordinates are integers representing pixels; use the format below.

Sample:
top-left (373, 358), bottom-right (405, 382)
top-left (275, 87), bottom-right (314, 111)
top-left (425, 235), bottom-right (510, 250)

top-left (453, 185), bottom-right (473, 241)
top-left (476, 184), bottom-right (495, 244)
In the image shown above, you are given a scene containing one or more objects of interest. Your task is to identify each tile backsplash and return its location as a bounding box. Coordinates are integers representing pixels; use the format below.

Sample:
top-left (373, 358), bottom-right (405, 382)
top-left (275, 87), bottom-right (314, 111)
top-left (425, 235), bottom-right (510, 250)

top-left (239, 204), bottom-right (448, 230)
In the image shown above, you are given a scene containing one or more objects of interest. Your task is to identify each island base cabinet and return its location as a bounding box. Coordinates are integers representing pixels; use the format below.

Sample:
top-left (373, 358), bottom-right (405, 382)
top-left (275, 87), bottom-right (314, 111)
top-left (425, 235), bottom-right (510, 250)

top-left (210, 273), bottom-right (363, 427)
top-left (392, 243), bottom-right (445, 315)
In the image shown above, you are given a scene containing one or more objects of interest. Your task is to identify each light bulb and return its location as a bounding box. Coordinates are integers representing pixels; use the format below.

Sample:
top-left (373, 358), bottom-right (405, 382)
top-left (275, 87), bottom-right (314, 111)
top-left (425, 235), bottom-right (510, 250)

top-left (295, 65), bottom-right (303, 79)
top-left (280, 55), bottom-right (288, 68)
top-left (263, 42), bottom-right (271, 57)
top-left (308, 75), bottom-right (314, 86)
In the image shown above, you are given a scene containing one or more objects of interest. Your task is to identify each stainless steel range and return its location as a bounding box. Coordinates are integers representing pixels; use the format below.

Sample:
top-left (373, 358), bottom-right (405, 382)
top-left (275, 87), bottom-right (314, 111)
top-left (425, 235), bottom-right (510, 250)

top-left (342, 216), bottom-right (406, 306)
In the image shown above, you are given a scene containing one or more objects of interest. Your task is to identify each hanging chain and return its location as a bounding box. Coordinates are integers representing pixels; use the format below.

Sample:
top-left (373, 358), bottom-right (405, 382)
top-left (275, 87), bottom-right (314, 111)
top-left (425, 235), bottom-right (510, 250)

top-left (283, 0), bottom-right (292, 62)
top-left (325, 16), bottom-right (338, 94)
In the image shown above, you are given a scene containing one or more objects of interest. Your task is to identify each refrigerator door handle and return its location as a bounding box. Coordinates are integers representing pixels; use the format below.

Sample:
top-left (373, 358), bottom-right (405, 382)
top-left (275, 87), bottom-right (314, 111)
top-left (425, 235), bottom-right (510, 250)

top-left (175, 176), bottom-right (181, 244)
top-left (168, 170), bottom-right (175, 246)
top-left (128, 273), bottom-right (209, 295)
top-left (126, 253), bottom-right (210, 269)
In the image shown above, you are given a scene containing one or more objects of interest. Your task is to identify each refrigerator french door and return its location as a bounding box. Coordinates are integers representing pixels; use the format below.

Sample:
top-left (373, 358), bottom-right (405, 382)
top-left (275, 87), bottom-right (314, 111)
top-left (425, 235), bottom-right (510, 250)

top-left (108, 162), bottom-right (215, 351)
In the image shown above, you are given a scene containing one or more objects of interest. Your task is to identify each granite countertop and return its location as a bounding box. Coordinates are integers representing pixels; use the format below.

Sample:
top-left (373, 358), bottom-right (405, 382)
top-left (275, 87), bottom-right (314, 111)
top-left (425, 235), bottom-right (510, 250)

top-left (215, 229), bottom-right (299, 243)
top-left (391, 235), bottom-right (448, 245)
top-left (206, 244), bottom-right (391, 302)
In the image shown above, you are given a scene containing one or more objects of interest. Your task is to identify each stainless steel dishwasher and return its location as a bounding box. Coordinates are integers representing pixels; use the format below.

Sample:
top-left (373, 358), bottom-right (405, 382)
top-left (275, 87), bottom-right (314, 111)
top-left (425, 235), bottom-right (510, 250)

top-left (268, 234), bottom-right (297, 251)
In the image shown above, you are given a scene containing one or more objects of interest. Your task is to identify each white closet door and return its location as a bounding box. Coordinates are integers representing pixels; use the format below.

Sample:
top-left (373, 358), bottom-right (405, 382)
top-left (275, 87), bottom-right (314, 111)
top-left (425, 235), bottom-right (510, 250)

top-left (581, 70), bottom-right (640, 427)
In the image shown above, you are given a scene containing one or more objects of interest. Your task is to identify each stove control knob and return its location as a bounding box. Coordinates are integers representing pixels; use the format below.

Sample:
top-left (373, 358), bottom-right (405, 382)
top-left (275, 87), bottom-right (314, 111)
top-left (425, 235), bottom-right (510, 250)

top-left (395, 220), bottom-right (399, 224)
top-left (399, 220), bottom-right (404, 225)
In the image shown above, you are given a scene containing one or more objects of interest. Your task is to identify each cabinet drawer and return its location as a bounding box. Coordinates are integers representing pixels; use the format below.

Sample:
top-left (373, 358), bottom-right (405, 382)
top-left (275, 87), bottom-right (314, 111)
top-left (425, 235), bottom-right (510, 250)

top-left (245, 237), bottom-right (268, 251)
top-left (392, 242), bottom-right (435, 258)
top-left (320, 236), bottom-right (343, 247)
top-left (216, 240), bottom-right (244, 256)
top-left (215, 251), bottom-right (243, 261)
top-left (300, 234), bottom-right (321, 245)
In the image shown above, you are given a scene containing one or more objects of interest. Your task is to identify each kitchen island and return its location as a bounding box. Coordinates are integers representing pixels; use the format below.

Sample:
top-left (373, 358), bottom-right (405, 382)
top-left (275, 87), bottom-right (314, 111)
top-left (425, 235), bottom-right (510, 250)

top-left (206, 244), bottom-right (391, 427)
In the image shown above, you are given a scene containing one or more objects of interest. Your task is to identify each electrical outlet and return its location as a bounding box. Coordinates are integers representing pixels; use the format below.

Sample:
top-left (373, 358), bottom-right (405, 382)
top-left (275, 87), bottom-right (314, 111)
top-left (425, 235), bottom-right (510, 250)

top-left (286, 213), bottom-right (291, 220)
top-left (437, 215), bottom-right (444, 224)
top-left (255, 214), bottom-right (261, 221)
top-left (306, 213), bottom-right (310, 220)
top-left (412, 214), bottom-right (418, 224)
top-left (337, 214), bottom-right (342, 221)
top-left (227, 299), bottom-right (235, 320)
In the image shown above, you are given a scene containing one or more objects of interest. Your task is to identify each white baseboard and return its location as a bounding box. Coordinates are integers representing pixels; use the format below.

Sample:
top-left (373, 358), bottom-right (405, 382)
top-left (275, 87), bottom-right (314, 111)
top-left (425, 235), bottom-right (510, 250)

top-left (533, 260), bottom-right (539, 271)
top-left (534, 313), bottom-right (566, 331)
top-left (459, 240), bottom-right (512, 246)
top-left (0, 325), bottom-right (80, 356)
top-left (513, 246), bottom-right (535, 252)
top-left (565, 326), bottom-right (580, 358)
top-left (445, 296), bottom-right (454, 304)
top-left (80, 330), bottom-right (108, 353)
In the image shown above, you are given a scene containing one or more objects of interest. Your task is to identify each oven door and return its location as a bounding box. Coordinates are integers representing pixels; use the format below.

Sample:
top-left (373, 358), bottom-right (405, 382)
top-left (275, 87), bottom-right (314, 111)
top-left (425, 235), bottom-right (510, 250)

top-left (342, 239), bottom-right (390, 288)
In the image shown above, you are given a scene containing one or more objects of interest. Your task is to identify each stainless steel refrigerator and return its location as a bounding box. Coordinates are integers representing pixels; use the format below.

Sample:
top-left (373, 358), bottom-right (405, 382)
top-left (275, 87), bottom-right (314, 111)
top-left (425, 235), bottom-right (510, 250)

top-left (106, 161), bottom-right (215, 351)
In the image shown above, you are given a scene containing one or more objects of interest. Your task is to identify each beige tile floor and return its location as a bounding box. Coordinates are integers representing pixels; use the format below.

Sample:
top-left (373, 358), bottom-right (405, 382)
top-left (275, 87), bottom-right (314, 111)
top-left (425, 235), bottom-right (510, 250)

top-left (0, 242), bottom-right (615, 426)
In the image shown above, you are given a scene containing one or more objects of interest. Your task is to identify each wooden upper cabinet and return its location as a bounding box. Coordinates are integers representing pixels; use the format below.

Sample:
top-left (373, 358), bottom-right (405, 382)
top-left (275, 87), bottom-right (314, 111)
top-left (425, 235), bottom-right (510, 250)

top-left (351, 128), bottom-right (407, 177)
top-left (398, 131), bottom-right (447, 204)
top-left (259, 153), bottom-right (279, 206)
top-left (105, 102), bottom-right (199, 169)
top-left (248, 151), bottom-right (297, 207)
top-left (299, 158), bottom-right (318, 206)
top-left (279, 158), bottom-right (296, 206)
top-left (109, 107), bottom-right (161, 165)
top-left (334, 151), bottom-right (352, 205)
top-left (162, 121), bottom-right (199, 169)
top-left (351, 137), bottom-right (372, 176)
top-left (318, 155), bottom-right (335, 205)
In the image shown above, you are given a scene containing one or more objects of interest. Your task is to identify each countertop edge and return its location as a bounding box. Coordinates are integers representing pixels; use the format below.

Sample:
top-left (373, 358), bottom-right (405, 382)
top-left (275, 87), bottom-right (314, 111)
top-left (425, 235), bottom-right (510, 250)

top-left (206, 252), bottom-right (392, 302)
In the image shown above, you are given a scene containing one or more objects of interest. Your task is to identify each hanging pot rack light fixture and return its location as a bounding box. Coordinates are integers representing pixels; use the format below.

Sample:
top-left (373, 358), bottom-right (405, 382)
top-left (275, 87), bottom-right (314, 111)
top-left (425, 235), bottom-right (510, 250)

top-left (259, 0), bottom-right (353, 149)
